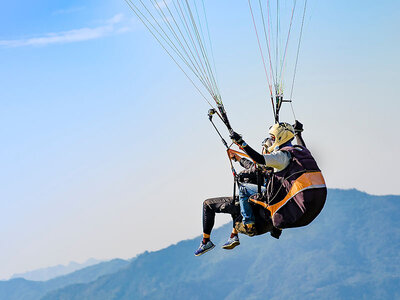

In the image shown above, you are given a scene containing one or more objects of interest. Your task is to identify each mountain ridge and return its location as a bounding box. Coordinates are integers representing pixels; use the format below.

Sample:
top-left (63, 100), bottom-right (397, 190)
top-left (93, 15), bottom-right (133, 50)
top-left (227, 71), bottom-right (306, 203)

top-left (40, 188), bottom-right (400, 300)
top-left (0, 259), bottom-right (130, 300)
top-left (9, 258), bottom-right (102, 282)
top-left (1, 188), bottom-right (399, 300)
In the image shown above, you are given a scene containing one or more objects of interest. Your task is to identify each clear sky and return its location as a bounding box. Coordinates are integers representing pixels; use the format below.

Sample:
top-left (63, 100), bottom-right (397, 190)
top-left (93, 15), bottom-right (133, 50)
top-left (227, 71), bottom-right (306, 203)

top-left (1, 0), bottom-right (399, 279)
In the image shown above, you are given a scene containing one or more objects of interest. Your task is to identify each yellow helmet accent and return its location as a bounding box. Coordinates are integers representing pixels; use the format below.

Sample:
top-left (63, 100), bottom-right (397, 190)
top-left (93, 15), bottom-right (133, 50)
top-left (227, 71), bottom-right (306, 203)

top-left (267, 122), bottom-right (295, 153)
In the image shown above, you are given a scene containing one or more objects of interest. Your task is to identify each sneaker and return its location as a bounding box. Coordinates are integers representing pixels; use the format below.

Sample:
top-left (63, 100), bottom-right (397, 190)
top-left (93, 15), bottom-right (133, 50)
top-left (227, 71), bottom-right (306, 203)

top-left (222, 236), bottom-right (240, 250)
top-left (235, 222), bottom-right (257, 237)
top-left (194, 240), bottom-right (215, 256)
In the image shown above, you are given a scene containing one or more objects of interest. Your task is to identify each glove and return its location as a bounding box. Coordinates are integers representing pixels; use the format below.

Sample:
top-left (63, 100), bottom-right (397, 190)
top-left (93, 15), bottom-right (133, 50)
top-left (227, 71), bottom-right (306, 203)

top-left (230, 131), bottom-right (244, 146)
top-left (293, 120), bottom-right (304, 134)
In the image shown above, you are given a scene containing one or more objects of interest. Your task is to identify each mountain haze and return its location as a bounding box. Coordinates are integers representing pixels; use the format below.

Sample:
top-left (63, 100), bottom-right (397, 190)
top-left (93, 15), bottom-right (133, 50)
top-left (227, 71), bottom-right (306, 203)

top-left (0, 259), bottom-right (130, 300)
top-left (42, 189), bottom-right (400, 299)
top-left (10, 258), bottom-right (102, 281)
top-left (1, 189), bottom-right (399, 300)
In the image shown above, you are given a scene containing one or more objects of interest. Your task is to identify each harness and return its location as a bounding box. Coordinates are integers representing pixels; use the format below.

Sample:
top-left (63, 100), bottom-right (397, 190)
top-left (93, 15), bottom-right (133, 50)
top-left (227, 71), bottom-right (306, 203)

top-left (249, 145), bottom-right (326, 218)
top-left (250, 171), bottom-right (325, 216)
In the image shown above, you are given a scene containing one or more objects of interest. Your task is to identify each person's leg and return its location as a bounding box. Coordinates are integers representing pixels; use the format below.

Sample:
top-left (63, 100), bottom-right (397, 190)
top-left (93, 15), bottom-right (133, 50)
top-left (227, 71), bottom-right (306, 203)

top-left (222, 227), bottom-right (240, 250)
top-left (237, 184), bottom-right (267, 236)
top-left (195, 196), bottom-right (239, 256)
top-left (202, 196), bottom-right (238, 236)
top-left (238, 183), bottom-right (259, 225)
top-left (231, 227), bottom-right (238, 236)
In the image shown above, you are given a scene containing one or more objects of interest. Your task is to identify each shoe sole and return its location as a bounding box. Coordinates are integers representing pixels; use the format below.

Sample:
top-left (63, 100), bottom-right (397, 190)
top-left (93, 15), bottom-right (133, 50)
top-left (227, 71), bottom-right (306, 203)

top-left (194, 244), bottom-right (215, 256)
top-left (222, 241), bottom-right (240, 250)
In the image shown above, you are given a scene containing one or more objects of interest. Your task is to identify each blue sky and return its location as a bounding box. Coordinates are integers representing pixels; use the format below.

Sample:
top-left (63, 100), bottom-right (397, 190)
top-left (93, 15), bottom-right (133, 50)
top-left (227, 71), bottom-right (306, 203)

top-left (0, 0), bottom-right (399, 279)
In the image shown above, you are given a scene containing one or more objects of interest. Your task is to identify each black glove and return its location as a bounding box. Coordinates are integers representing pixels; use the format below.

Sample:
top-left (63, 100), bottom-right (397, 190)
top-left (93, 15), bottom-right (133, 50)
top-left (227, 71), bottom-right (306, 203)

top-left (230, 131), bottom-right (244, 146)
top-left (293, 120), bottom-right (304, 134)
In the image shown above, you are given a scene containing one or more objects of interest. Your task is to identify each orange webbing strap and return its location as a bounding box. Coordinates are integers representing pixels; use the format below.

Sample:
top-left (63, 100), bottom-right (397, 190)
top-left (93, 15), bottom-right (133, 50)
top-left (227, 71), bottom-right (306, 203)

top-left (250, 171), bottom-right (326, 216)
top-left (227, 149), bottom-right (251, 159)
top-left (249, 197), bottom-right (268, 209)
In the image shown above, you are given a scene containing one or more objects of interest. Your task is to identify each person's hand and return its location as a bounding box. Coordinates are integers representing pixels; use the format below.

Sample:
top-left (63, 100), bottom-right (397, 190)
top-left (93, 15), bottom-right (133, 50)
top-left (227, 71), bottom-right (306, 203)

top-left (230, 131), bottom-right (244, 146)
top-left (293, 120), bottom-right (304, 134)
top-left (228, 150), bottom-right (241, 162)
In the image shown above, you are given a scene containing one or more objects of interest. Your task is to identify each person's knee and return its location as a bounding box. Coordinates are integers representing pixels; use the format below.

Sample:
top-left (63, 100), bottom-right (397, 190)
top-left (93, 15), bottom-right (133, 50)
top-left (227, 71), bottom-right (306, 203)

top-left (239, 186), bottom-right (248, 197)
top-left (203, 198), bottom-right (213, 208)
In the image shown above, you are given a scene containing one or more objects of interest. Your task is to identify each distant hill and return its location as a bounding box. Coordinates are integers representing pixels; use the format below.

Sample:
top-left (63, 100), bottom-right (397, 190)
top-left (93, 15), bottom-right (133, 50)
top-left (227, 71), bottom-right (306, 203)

top-left (0, 259), bottom-right (130, 300)
top-left (40, 189), bottom-right (400, 300)
top-left (1, 189), bottom-right (399, 300)
top-left (10, 258), bottom-right (102, 281)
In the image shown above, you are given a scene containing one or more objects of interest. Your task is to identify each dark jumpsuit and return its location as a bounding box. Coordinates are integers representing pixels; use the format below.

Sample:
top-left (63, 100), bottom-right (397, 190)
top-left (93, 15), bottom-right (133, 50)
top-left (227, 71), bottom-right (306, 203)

top-left (202, 196), bottom-right (274, 236)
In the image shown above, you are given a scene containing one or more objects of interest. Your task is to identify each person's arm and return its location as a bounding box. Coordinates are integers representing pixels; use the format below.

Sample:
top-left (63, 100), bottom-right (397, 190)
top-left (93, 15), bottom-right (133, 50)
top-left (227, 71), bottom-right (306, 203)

top-left (241, 144), bottom-right (265, 165)
top-left (230, 131), bottom-right (291, 170)
top-left (229, 132), bottom-right (265, 164)
top-left (264, 151), bottom-right (291, 170)
top-left (239, 157), bottom-right (255, 169)
top-left (293, 120), bottom-right (306, 147)
top-left (228, 151), bottom-right (255, 169)
top-left (295, 132), bottom-right (306, 147)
